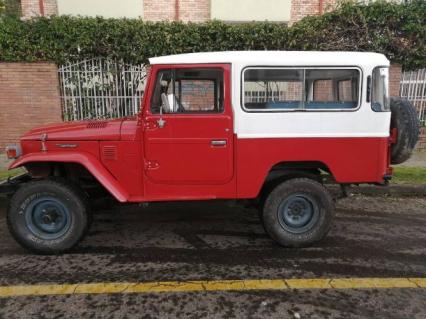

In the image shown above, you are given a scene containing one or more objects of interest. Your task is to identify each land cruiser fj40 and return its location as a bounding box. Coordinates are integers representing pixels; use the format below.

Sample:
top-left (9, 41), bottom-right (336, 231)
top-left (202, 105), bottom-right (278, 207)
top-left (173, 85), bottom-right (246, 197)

top-left (2, 51), bottom-right (419, 254)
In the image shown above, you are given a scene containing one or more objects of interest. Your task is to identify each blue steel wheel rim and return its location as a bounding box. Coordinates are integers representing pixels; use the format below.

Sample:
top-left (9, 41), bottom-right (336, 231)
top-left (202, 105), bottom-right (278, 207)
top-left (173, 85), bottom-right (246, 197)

top-left (24, 196), bottom-right (71, 240)
top-left (277, 194), bottom-right (319, 234)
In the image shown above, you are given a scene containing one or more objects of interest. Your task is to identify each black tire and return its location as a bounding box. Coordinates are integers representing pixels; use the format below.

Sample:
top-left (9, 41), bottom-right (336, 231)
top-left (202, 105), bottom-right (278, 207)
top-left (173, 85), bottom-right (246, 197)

top-left (7, 179), bottom-right (89, 254)
top-left (262, 178), bottom-right (334, 247)
top-left (390, 97), bottom-right (420, 164)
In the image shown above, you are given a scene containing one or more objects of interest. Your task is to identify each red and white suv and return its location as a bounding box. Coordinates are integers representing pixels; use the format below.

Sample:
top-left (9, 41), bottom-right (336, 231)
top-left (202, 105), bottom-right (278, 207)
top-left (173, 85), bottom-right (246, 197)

top-left (2, 51), bottom-right (419, 254)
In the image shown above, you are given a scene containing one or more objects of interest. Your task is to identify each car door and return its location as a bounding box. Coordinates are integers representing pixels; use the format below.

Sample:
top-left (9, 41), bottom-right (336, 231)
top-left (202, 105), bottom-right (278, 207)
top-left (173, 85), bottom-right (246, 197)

top-left (143, 64), bottom-right (234, 188)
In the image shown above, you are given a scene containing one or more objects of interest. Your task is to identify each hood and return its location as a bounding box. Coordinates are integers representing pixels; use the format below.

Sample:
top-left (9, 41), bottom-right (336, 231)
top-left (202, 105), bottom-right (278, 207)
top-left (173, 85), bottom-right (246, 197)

top-left (21, 118), bottom-right (127, 141)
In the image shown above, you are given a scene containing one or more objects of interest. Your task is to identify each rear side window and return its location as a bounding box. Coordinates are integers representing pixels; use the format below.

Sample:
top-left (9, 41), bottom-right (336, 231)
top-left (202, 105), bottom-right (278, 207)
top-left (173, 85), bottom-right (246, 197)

top-left (242, 68), bottom-right (360, 111)
top-left (305, 69), bottom-right (359, 110)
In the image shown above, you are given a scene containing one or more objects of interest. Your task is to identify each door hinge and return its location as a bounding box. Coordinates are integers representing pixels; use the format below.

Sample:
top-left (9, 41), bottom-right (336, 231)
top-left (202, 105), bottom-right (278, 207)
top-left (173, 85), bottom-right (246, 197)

top-left (143, 120), bottom-right (158, 131)
top-left (144, 160), bottom-right (160, 170)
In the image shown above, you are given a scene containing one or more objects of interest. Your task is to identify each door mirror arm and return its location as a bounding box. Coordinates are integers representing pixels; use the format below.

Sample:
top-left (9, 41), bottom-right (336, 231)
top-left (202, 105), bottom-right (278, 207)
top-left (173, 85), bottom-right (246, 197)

top-left (158, 104), bottom-right (166, 128)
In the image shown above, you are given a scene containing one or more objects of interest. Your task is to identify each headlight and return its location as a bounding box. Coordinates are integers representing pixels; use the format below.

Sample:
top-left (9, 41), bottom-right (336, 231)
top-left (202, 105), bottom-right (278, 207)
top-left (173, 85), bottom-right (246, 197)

top-left (5, 144), bottom-right (22, 159)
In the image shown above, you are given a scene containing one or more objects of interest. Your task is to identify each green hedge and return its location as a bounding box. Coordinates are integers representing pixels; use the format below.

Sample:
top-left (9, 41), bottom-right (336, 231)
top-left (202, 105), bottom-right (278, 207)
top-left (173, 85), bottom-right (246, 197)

top-left (0, 1), bottom-right (424, 69)
top-left (0, 0), bottom-right (21, 17)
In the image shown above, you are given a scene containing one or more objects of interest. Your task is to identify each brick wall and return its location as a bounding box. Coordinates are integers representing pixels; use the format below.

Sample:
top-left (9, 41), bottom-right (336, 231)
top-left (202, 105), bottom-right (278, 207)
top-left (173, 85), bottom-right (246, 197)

top-left (0, 63), bottom-right (62, 152)
top-left (21, 0), bottom-right (58, 18)
top-left (389, 64), bottom-right (402, 97)
top-left (417, 128), bottom-right (426, 150)
top-left (181, 80), bottom-right (215, 110)
top-left (143, 0), bottom-right (210, 22)
top-left (43, 0), bottom-right (58, 16)
top-left (143, 0), bottom-right (175, 21)
top-left (313, 80), bottom-right (333, 101)
top-left (290, 0), bottom-right (337, 24)
top-left (178, 0), bottom-right (210, 22)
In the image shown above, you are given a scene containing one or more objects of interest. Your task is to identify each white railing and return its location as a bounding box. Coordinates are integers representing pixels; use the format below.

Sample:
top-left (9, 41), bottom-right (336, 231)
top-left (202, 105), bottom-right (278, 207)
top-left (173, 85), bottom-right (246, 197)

top-left (400, 68), bottom-right (426, 126)
top-left (58, 59), bottom-right (147, 121)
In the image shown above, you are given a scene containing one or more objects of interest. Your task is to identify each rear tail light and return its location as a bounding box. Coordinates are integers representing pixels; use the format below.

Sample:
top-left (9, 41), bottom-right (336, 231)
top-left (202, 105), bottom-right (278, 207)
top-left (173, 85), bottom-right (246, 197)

top-left (5, 144), bottom-right (22, 159)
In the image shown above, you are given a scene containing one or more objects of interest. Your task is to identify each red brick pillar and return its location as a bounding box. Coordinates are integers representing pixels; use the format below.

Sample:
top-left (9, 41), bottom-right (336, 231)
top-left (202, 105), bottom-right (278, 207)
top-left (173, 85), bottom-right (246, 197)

top-left (0, 63), bottom-right (62, 152)
top-left (21, 0), bottom-right (58, 19)
top-left (143, 0), bottom-right (210, 22)
top-left (389, 64), bottom-right (402, 97)
top-left (178, 0), bottom-right (210, 22)
top-left (290, 0), bottom-right (337, 25)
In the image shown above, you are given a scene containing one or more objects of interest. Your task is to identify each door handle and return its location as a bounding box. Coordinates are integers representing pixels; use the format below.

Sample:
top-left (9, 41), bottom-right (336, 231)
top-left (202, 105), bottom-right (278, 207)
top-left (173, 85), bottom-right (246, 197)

top-left (211, 140), bottom-right (227, 146)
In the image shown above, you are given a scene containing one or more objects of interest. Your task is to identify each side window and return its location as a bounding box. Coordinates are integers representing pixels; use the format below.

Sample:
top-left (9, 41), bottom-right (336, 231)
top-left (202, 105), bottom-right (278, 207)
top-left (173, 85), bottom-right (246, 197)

top-left (242, 68), bottom-right (360, 111)
top-left (312, 80), bottom-right (334, 102)
top-left (306, 69), bottom-right (359, 110)
top-left (243, 69), bottom-right (303, 110)
top-left (151, 68), bottom-right (224, 114)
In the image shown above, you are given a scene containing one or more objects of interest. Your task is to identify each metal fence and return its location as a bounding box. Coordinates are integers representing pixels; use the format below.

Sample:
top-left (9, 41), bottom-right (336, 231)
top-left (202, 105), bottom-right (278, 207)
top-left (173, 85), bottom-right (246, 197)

top-left (58, 59), bottom-right (147, 121)
top-left (58, 61), bottom-right (426, 126)
top-left (400, 68), bottom-right (426, 126)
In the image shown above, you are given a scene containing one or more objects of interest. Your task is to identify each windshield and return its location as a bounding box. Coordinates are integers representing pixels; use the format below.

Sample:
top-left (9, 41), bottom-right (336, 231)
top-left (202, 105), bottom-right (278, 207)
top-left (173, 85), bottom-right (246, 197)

top-left (372, 67), bottom-right (389, 112)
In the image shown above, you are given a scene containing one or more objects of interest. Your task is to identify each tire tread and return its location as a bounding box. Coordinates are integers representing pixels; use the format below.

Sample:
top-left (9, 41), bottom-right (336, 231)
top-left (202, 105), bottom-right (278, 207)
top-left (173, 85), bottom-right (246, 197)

top-left (262, 178), bottom-right (334, 247)
top-left (7, 178), bottom-right (89, 254)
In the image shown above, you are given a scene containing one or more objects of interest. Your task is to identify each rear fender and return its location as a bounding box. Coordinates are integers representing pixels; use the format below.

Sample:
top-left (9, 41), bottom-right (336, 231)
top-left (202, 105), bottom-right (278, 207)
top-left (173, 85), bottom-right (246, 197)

top-left (9, 152), bottom-right (129, 202)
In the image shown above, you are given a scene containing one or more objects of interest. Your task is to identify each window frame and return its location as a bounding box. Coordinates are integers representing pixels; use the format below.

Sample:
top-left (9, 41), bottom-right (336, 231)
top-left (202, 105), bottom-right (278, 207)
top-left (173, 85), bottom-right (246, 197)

top-left (149, 67), bottom-right (225, 115)
top-left (241, 66), bottom-right (363, 113)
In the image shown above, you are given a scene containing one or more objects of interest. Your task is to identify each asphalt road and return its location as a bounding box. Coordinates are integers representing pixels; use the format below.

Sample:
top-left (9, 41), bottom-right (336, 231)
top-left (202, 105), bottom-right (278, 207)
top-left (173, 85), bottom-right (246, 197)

top-left (0, 194), bottom-right (425, 318)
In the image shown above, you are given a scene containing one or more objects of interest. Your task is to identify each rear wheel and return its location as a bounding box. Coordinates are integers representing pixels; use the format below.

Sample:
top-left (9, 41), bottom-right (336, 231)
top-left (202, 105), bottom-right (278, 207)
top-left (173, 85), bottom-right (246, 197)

top-left (7, 179), bottom-right (89, 254)
top-left (262, 178), bottom-right (334, 247)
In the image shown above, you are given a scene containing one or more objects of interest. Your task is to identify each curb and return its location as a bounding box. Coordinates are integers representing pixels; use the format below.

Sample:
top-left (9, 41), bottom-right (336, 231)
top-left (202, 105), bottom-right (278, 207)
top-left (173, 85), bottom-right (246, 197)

top-left (347, 184), bottom-right (426, 197)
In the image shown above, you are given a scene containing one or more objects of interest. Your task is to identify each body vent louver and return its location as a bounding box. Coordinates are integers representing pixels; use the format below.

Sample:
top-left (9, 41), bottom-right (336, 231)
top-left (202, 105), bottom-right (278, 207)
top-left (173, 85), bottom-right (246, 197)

top-left (87, 121), bottom-right (108, 129)
top-left (102, 145), bottom-right (117, 160)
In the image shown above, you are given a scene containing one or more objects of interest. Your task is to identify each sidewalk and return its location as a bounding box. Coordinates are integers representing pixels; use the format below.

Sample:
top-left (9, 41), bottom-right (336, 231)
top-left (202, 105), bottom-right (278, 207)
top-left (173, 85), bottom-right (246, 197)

top-left (397, 150), bottom-right (426, 167)
top-left (0, 154), bottom-right (11, 171)
top-left (347, 183), bottom-right (426, 197)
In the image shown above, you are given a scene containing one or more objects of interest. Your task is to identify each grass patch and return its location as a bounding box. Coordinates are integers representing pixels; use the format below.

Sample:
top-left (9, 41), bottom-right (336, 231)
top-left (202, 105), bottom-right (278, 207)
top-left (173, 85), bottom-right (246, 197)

top-left (392, 167), bottom-right (426, 184)
top-left (0, 168), bottom-right (25, 181)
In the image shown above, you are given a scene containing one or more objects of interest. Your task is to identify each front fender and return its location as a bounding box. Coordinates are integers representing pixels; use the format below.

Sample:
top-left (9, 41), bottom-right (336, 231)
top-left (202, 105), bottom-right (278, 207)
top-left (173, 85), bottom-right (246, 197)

top-left (9, 152), bottom-right (129, 202)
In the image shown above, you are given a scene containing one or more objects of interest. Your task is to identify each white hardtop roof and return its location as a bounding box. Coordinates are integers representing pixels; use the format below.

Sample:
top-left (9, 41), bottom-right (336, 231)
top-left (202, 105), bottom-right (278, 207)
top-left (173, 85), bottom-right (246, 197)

top-left (149, 51), bottom-right (389, 67)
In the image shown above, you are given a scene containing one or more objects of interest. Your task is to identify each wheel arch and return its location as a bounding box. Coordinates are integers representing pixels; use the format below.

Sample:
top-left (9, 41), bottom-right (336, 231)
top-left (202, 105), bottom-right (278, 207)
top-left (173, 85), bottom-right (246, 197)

top-left (9, 152), bottom-right (129, 202)
top-left (258, 160), bottom-right (334, 202)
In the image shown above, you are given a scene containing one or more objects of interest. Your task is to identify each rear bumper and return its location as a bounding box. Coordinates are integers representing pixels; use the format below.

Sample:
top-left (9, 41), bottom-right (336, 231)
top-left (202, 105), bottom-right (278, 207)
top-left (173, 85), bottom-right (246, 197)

top-left (0, 173), bottom-right (30, 196)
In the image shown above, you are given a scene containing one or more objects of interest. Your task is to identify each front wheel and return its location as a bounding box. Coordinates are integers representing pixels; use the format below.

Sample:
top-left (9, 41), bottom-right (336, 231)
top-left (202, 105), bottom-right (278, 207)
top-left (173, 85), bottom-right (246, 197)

top-left (262, 178), bottom-right (334, 247)
top-left (7, 179), bottom-right (89, 254)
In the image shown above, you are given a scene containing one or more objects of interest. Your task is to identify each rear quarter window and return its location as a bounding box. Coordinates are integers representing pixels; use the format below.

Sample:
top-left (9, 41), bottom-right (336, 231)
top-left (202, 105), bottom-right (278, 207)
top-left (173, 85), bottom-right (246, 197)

top-left (371, 67), bottom-right (390, 112)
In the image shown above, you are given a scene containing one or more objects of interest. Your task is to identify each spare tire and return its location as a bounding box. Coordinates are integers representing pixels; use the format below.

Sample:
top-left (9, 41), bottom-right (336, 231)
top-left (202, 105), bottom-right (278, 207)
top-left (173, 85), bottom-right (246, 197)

top-left (390, 97), bottom-right (420, 164)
